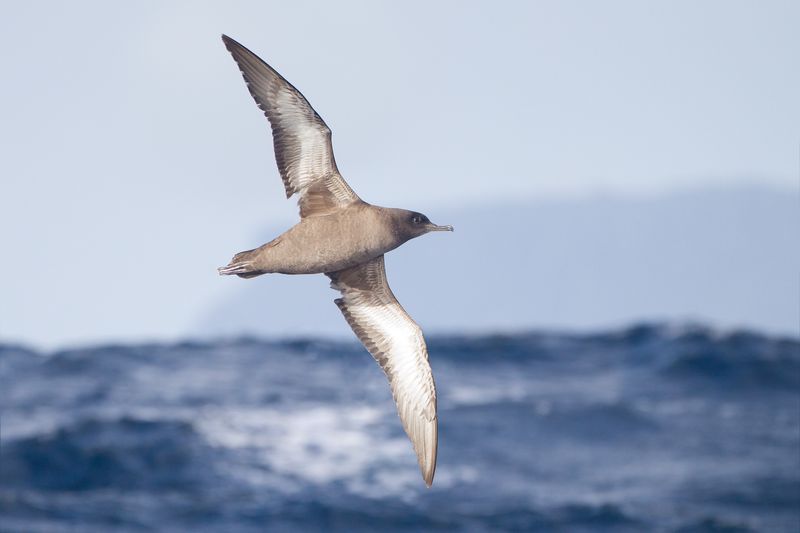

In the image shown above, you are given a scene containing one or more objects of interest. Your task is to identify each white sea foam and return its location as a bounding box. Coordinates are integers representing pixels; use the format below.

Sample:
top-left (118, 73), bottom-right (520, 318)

top-left (195, 403), bottom-right (420, 494)
top-left (448, 383), bottom-right (528, 406)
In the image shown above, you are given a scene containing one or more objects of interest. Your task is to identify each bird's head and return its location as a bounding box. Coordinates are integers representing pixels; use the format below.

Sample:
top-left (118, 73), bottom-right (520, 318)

top-left (393, 209), bottom-right (454, 241)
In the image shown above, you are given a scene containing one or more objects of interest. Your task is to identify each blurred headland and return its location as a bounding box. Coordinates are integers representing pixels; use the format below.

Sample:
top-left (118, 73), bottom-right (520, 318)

top-left (196, 183), bottom-right (799, 341)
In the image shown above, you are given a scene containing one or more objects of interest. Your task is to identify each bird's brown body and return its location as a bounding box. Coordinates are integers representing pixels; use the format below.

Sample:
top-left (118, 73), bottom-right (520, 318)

top-left (228, 204), bottom-right (414, 276)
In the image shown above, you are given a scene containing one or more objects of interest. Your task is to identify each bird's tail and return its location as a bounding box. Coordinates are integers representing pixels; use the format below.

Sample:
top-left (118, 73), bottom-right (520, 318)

top-left (218, 249), bottom-right (262, 279)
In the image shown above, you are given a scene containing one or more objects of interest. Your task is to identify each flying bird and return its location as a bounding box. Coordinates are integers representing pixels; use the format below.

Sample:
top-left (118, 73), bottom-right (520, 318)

top-left (217, 35), bottom-right (453, 487)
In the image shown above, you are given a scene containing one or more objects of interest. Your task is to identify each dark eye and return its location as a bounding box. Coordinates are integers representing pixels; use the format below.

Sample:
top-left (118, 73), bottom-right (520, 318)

top-left (411, 215), bottom-right (425, 224)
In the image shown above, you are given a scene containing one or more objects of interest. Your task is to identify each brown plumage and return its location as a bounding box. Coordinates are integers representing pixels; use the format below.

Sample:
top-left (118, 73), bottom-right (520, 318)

top-left (217, 35), bottom-right (452, 487)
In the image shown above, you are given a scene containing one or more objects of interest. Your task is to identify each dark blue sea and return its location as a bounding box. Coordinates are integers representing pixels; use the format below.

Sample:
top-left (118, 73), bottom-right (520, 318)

top-left (1, 324), bottom-right (798, 532)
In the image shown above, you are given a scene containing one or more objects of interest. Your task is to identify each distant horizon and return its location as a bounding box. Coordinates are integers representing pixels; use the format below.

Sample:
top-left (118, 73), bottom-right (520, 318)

top-left (4, 317), bottom-right (798, 355)
top-left (4, 180), bottom-right (798, 351)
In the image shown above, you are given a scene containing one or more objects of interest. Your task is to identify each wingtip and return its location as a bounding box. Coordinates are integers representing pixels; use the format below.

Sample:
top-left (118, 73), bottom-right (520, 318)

top-left (220, 34), bottom-right (241, 52)
top-left (419, 417), bottom-right (438, 488)
top-left (421, 457), bottom-right (436, 488)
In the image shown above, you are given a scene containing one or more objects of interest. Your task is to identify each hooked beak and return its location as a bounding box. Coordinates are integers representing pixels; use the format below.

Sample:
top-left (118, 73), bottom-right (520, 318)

top-left (427, 223), bottom-right (454, 232)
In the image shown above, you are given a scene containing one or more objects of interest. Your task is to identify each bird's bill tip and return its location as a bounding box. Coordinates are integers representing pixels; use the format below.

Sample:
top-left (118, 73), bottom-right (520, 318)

top-left (428, 223), bottom-right (454, 232)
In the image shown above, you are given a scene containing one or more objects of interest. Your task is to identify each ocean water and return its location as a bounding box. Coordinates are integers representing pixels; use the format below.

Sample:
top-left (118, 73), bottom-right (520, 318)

top-left (1, 324), bottom-right (798, 532)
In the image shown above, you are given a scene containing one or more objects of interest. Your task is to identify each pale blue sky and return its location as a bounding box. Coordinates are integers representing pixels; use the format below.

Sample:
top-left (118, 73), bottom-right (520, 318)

top-left (1, 1), bottom-right (798, 348)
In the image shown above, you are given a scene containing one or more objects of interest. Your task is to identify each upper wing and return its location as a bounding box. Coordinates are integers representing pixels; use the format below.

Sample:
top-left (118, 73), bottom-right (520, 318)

top-left (327, 256), bottom-right (438, 487)
top-left (222, 35), bottom-right (360, 217)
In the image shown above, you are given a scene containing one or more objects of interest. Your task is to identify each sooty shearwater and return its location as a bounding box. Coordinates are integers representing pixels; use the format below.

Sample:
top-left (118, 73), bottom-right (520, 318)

top-left (217, 35), bottom-right (453, 487)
